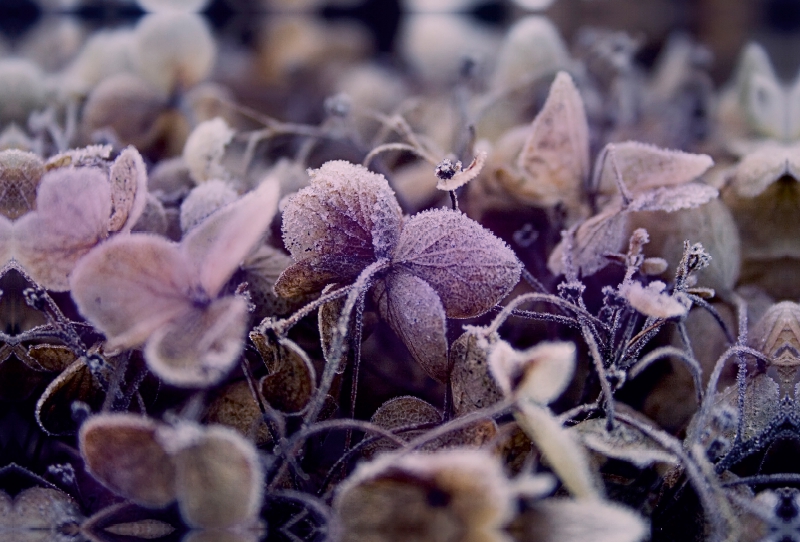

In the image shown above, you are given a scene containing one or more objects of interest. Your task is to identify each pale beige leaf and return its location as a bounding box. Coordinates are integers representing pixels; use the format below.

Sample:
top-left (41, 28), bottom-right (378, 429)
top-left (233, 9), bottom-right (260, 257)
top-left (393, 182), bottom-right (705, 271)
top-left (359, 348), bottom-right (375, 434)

top-left (204, 380), bottom-right (272, 447)
top-left (514, 71), bottom-right (589, 208)
top-left (594, 141), bottom-right (713, 196)
top-left (69, 234), bottom-right (196, 349)
top-left (492, 17), bottom-right (569, 91)
top-left (365, 395), bottom-right (441, 457)
top-left (373, 271), bottom-right (449, 382)
top-left (547, 205), bottom-right (628, 277)
top-left (15, 167), bottom-right (111, 291)
top-left (728, 143), bottom-right (798, 198)
top-left (12, 487), bottom-right (83, 530)
top-left (488, 340), bottom-right (576, 404)
top-left (450, 331), bottom-right (502, 416)
top-left (516, 499), bottom-right (648, 542)
top-left (79, 413), bottom-right (176, 508)
top-left (145, 296), bottom-right (248, 387)
top-left (738, 45), bottom-right (785, 139)
top-left (393, 209), bottom-right (521, 318)
top-left (171, 425), bottom-right (263, 529)
top-left (748, 301), bottom-right (800, 361)
top-left (628, 183), bottom-right (718, 213)
top-left (108, 146), bottom-right (149, 233)
top-left (515, 402), bottom-right (600, 499)
top-left (181, 177), bottom-right (279, 297)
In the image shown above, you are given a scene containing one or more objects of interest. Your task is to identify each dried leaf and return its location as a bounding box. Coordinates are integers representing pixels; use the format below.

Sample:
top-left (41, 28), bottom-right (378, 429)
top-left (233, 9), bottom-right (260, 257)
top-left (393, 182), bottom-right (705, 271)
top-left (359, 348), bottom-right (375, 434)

top-left (182, 117), bottom-right (235, 183)
top-left (727, 142), bottom-right (800, 198)
top-left (548, 205), bottom-right (629, 277)
top-left (318, 283), bottom-right (349, 374)
top-left (373, 272), bottom-right (449, 382)
top-left (35, 358), bottom-right (106, 436)
top-left (27, 344), bottom-right (77, 372)
top-left (749, 301), bottom-right (800, 360)
top-left (79, 413), bottom-right (177, 508)
top-left (0, 149), bottom-right (43, 219)
top-left (108, 146), bottom-right (148, 233)
top-left (628, 183), bottom-right (718, 213)
top-left (450, 331), bottom-right (502, 416)
top-left (572, 418), bottom-right (678, 467)
top-left (393, 209), bottom-right (521, 318)
top-left (492, 17), bottom-right (569, 91)
top-left (205, 380), bottom-right (272, 447)
top-left (514, 71), bottom-right (589, 208)
top-left (278, 160), bottom-right (403, 294)
top-left (169, 425), bottom-right (264, 529)
top-left (365, 396), bottom-right (440, 457)
top-left (180, 179), bottom-right (238, 233)
top-left (514, 498), bottom-right (648, 542)
top-left (259, 337), bottom-right (316, 413)
top-left (488, 340), bottom-right (576, 404)
top-left (619, 281), bottom-right (688, 319)
top-left (735, 43), bottom-right (786, 139)
top-left (515, 401), bottom-right (600, 499)
top-left (11, 487), bottom-right (83, 530)
top-left (594, 142), bottom-right (714, 196)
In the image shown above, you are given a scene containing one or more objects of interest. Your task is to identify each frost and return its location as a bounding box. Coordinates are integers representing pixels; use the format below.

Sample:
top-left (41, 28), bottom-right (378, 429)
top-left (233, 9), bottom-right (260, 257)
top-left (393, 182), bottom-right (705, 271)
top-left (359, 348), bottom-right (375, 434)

top-left (619, 281), bottom-right (688, 319)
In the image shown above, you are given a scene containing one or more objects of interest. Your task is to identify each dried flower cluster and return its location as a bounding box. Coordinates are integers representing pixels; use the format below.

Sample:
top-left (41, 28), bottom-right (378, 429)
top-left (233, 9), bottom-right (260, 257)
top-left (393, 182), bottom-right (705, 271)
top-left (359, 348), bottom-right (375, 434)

top-left (1, 1), bottom-right (799, 541)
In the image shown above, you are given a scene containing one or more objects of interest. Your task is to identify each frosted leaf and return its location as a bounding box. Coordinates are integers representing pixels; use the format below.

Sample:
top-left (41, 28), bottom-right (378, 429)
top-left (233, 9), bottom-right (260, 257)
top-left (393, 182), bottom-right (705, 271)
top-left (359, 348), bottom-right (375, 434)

top-left (205, 381), bottom-right (272, 447)
top-left (108, 146), bottom-right (149, 233)
top-left (258, 337), bottom-right (317, 413)
top-left (619, 281), bottom-right (688, 319)
top-left (492, 17), bottom-right (569, 91)
top-left (727, 142), bottom-right (800, 198)
top-left (594, 142), bottom-right (714, 196)
top-left (748, 301), bottom-right (800, 360)
top-left (284, 160), bottom-right (402, 261)
top-left (45, 144), bottom-right (113, 171)
top-left (182, 117), bottom-right (235, 184)
top-left (628, 183), bottom-right (718, 213)
top-left (516, 499), bottom-right (648, 542)
top-left (241, 244), bottom-right (301, 318)
top-left (373, 272), bottom-right (449, 382)
top-left (179, 179), bottom-right (238, 233)
top-left (27, 344), bottom-right (76, 372)
top-left (133, 13), bottom-right (216, 95)
top-left (11, 487), bottom-right (83, 531)
top-left (488, 340), bottom-right (576, 404)
top-left (171, 425), bottom-right (263, 529)
top-left (365, 396), bottom-right (441, 457)
top-left (14, 167), bottom-right (111, 291)
top-left (0, 149), bottom-right (43, 219)
top-left (573, 418), bottom-right (678, 468)
top-left (512, 71), bottom-right (589, 208)
top-left (145, 296), bottom-right (249, 387)
top-left (35, 358), bottom-right (105, 436)
top-left (278, 160), bottom-right (402, 293)
top-left (393, 208), bottom-right (521, 318)
top-left (548, 205), bottom-right (629, 277)
top-left (516, 402), bottom-right (600, 499)
top-left (450, 331), bottom-right (502, 416)
top-left (435, 152), bottom-right (487, 191)
top-left (334, 449), bottom-right (514, 542)
top-left (79, 413), bottom-right (177, 508)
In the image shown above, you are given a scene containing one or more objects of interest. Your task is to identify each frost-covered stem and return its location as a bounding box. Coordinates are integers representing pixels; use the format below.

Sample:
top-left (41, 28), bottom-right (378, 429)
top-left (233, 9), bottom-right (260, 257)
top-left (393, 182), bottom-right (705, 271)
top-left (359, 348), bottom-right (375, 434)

top-left (685, 293), bottom-right (736, 344)
top-left (615, 412), bottom-right (736, 542)
top-left (558, 401), bottom-right (600, 424)
top-left (627, 346), bottom-right (703, 405)
top-left (303, 260), bottom-right (391, 429)
top-left (449, 190), bottom-right (458, 211)
top-left (344, 291), bottom-right (367, 451)
top-left (241, 358), bottom-right (285, 444)
top-left (362, 142), bottom-right (437, 168)
top-left (687, 345), bottom-right (771, 447)
top-left (488, 292), bottom-right (607, 335)
top-left (581, 321), bottom-right (616, 428)
top-left (521, 268), bottom-right (550, 295)
top-left (732, 293), bottom-right (749, 446)
top-left (100, 351), bottom-right (130, 412)
top-left (259, 284), bottom-right (353, 336)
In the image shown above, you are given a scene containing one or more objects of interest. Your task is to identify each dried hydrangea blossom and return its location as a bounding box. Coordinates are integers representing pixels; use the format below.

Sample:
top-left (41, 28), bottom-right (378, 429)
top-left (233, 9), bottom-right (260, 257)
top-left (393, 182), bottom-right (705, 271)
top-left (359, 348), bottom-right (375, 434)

top-left (334, 448), bottom-right (515, 542)
top-left (70, 178), bottom-right (279, 387)
top-left (276, 160), bottom-right (521, 381)
top-left (80, 413), bottom-right (263, 530)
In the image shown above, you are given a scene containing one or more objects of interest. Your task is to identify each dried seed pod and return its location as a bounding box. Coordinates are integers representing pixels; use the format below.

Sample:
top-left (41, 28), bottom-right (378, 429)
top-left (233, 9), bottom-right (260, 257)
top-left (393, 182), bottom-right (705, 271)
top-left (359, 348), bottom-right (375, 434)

top-left (79, 413), bottom-right (177, 508)
top-left (168, 425), bottom-right (264, 529)
top-left (392, 208), bottom-right (521, 319)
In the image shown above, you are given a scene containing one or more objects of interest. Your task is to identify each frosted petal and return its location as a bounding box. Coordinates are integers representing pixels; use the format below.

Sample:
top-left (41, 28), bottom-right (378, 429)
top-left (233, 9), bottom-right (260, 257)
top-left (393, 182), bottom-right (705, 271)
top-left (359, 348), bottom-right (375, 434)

top-left (393, 209), bottom-right (521, 318)
top-left (108, 146), bottom-right (149, 233)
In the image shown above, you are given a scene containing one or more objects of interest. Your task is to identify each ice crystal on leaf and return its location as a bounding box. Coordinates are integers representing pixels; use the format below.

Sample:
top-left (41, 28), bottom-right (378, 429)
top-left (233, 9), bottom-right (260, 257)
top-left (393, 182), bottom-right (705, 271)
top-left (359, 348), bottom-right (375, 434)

top-left (70, 178), bottom-right (280, 387)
